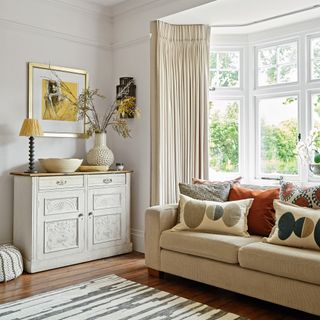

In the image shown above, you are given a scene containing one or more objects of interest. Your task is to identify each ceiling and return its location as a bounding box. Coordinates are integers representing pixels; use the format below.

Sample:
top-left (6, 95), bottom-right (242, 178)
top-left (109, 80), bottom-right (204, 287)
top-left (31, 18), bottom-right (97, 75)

top-left (162, 0), bottom-right (320, 34)
top-left (83, 0), bottom-right (126, 7)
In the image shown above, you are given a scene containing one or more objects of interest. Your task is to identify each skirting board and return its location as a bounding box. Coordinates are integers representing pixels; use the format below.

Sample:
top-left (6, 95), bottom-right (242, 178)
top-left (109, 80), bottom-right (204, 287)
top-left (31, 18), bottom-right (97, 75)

top-left (131, 228), bottom-right (144, 253)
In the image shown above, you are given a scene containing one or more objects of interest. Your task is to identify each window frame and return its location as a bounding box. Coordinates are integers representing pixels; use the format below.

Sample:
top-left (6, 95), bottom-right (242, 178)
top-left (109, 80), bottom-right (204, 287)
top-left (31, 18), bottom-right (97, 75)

top-left (208, 46), bottom-right (245, 180)
top-left (307, 33), bottom-right (320, 83)
top-left (209, 47), bottom-right (244, 91)
top-left (255, 38), bottom-right (300, 90)
top-left (254, 92), bottom-right (301, 181)
top-left (208, 34), bottom-right (320, 184)
top-left (208, 96), bottom-right (243, 178)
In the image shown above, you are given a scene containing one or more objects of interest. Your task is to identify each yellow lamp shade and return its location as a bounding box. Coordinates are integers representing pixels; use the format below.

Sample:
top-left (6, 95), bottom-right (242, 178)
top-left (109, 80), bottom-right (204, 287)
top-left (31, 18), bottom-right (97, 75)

top-left (19, 119), bottom-right (43, 137)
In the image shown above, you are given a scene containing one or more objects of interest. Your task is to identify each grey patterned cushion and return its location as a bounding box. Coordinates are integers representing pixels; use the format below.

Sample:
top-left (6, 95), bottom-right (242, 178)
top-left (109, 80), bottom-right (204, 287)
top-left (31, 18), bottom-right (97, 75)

top-left (179, 182), bottom-right (231, 202)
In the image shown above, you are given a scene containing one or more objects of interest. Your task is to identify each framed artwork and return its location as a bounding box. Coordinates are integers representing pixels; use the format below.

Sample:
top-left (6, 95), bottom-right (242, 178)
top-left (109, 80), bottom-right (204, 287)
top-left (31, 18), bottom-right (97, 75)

top-left (28, 62), bottom-right (89, 138)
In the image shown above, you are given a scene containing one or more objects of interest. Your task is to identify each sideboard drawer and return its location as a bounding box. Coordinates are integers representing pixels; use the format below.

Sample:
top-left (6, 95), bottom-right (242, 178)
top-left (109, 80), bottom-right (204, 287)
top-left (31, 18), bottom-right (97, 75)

top-left (38, 176), bottom-right (84, 190)
top-left (88, 174), bottom-right (125, 187)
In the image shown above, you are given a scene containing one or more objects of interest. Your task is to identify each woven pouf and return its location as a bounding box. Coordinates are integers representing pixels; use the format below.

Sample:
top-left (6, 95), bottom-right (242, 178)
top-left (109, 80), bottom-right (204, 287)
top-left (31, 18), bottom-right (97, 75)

top-left (0, 245), bottom-right (23, 282)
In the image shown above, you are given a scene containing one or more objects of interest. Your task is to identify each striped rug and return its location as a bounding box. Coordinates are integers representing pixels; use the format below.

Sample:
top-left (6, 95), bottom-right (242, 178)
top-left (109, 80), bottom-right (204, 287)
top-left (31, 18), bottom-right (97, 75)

top-left (0, 274), bottom-right (248, 319)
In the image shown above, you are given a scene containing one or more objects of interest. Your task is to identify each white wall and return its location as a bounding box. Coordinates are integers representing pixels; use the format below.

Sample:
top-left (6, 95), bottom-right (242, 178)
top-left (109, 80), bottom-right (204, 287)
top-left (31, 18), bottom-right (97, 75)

top-left (0, 0), bottom-right (113, 243)
top-left (109, 0), bottom-right (213, 252)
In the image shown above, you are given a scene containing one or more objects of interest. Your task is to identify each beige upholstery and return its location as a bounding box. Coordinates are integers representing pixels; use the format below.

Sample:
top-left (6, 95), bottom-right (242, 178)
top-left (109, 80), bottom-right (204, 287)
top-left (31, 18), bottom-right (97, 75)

top-left (160, 230), bottom-right (262, 264)
top-left (145, 204), bottom-right (320, 315)
top-left (161, 250), bottom-right (320, 316)
top-left (239, 242), bottom-right (320, 285)
top-left (145, 204), bottom-right (178, 270)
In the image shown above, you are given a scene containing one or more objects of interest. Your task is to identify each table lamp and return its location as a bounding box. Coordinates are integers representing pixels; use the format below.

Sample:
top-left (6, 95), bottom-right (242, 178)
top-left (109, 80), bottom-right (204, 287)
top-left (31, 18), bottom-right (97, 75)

top-left (19, 118), bottom-right (43, 173)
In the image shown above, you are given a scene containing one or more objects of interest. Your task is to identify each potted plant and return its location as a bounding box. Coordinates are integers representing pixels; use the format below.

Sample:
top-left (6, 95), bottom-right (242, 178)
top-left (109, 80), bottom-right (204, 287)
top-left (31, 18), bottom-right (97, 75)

top-left (297, 129), bottom-right (320, 174)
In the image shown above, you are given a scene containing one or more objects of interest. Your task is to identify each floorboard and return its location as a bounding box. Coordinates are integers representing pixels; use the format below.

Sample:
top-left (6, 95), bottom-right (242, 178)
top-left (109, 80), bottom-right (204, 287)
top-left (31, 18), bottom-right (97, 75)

top-left (0, 252), bottom-right (317, 320)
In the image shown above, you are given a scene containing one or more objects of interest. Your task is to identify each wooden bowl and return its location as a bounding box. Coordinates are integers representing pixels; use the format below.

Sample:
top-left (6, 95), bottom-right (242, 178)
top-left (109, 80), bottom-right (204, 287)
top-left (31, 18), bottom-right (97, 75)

top-left (39, 158), bottom-right (83, 173)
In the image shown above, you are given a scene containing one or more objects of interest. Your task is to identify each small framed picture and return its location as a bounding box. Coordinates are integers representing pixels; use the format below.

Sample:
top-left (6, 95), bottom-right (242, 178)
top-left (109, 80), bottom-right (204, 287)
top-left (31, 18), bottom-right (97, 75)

top-left (28, 62), bottom-right (89, 138)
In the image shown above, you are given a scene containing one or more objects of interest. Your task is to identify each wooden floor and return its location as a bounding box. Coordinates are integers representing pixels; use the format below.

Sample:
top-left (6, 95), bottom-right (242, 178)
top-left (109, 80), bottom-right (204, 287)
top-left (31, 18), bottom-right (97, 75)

top-left (0, 252), bottom-right (317, 320)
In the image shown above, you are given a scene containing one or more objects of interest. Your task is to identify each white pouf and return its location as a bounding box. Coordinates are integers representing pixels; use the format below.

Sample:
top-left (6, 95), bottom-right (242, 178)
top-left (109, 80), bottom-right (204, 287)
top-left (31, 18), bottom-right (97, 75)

top-left (0, 245), bottom-right (23, 282)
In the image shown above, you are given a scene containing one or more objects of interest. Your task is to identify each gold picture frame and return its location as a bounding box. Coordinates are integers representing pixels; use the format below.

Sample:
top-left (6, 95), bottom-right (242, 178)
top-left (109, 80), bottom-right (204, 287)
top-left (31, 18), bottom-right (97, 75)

top-left (28, 62), bottom-right (89, 138)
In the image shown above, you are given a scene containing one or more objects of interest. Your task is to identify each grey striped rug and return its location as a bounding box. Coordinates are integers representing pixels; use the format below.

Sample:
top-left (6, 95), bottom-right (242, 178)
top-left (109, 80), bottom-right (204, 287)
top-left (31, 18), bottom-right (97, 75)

top-left (0, 274), bottom-right (248, 319)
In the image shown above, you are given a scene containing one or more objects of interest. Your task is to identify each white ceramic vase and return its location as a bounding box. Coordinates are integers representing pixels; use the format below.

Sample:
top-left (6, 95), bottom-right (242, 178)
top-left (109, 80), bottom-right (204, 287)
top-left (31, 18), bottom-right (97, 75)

top-left (87, 132), bottom-right (114, 167)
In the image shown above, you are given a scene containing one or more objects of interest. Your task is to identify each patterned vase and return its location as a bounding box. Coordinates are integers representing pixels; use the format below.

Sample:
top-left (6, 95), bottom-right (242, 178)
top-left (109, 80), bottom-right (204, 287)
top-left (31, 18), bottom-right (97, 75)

top-left (87, 132), bottom-right (114, 167)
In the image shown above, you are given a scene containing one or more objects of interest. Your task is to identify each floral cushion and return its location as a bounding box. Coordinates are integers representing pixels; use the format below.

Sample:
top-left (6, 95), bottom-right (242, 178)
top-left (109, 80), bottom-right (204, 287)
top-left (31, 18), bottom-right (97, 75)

top-left (280, 181), bottom-right (320, 208)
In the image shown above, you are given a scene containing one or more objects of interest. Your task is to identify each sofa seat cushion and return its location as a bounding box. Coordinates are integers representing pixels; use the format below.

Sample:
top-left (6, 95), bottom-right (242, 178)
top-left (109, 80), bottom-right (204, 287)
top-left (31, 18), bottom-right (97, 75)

top-left (239, 242), bottom-right (320, 285)
top-left (160, 230), bottom-right (262, 264)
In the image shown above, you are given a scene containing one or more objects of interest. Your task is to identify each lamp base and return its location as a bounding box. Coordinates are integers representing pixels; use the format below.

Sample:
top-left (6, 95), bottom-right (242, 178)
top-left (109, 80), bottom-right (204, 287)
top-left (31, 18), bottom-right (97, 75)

top-left (27, 136), bottom-right (37, 173)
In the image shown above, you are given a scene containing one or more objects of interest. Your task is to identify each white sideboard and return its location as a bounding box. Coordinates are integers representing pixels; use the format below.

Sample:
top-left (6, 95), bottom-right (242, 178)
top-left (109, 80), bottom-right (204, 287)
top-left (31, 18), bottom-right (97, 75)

top-left (12, 171), bottom-right (132, 273)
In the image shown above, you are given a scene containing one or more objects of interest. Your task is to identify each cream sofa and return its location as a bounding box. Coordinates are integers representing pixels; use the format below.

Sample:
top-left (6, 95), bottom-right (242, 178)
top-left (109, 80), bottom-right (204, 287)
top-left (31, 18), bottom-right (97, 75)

top-left (145, 204), bottom-right (320, 316)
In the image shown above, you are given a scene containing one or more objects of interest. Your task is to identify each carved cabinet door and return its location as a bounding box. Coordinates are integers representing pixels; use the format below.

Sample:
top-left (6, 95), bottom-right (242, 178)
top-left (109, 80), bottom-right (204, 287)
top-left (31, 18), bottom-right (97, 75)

top-left (87, 186), bottom-right (126, 250)
top-left (36, 190), bottom-right (85, 260)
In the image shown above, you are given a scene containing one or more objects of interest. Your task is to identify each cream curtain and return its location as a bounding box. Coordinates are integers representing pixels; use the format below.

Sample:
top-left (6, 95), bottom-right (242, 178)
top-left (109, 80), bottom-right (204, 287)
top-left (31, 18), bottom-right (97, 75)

top-left (151, 21), bottom-right (211, 205)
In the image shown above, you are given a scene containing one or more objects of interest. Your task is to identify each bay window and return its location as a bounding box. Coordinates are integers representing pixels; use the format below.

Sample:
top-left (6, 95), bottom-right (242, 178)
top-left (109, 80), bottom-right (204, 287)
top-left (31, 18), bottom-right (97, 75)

top-left (209, 33), bottom-right (320, 183)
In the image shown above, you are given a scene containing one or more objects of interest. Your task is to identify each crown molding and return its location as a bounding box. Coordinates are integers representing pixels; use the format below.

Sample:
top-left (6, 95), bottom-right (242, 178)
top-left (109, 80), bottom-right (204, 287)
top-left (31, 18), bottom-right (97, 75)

top-left (111, 34), bottom-right (150, 50)
top-left (0, 17), bottom-right (111, 51)
top-left (47, 0), bottom-right (113, 20)
top-left (111, 0), bottom-right (169, 19)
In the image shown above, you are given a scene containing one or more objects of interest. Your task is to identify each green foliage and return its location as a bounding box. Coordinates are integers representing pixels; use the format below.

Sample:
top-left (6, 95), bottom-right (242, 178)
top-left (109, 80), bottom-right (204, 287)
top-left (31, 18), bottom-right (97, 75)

top-left (261, 119), bottom-right (298, 174)
top-left (209, 100), bottom-right (298, 175)
top-left (210, 51), bottom-right (239, 88)
top-left (209, 101), bottom-right (239, 172)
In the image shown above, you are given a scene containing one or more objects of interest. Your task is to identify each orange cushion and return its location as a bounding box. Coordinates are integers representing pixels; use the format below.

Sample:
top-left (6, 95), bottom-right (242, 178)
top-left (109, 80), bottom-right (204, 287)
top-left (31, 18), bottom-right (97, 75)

top-left (228, 186), bottom-right (279, 236)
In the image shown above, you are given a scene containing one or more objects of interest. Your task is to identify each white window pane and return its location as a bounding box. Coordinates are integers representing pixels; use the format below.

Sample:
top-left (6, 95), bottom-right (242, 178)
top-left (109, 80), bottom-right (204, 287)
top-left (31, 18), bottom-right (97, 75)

top-left (210, 52), bottom-right (217, 69)
top-left (209, 100), bottom-right (240, 174)
top-left (257, 41), bottom-right (298, 86)
top-left (278, 64), bottom-right (297, 83)
top-left (311, 60), bottom-right (320, 80)
top-left (277, 43), bottom-right (297, 64)
top-left (311, 38), bottom-right (320, 60)
top-left (258, 47), bottom-right (276, 67)
top-left (312, 93), bottom-right (320, 129)
top-left (258, 96), bottom-right (298, 175)
top-left (311, 93), bottom-right (320, 150)
top-left (218, 52), bottom-right (239, 70)
top-left (218, 71), bottom-right (239, 87)
top-left (210, 50), bottom-right (241, 88)
top-left (258, 67), bottom-right (277, 86)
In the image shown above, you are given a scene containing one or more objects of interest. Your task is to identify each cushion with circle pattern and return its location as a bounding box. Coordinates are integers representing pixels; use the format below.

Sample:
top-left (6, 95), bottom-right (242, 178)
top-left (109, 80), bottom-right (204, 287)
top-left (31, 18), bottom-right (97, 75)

top-left (264, 200), bottom-right (320, 251)
top-left (280, 181), bottom-right (320, 208)
top-left (0, 245), bottom-right (23, 282)
top-left (172, 194), bottom-right (253, 237)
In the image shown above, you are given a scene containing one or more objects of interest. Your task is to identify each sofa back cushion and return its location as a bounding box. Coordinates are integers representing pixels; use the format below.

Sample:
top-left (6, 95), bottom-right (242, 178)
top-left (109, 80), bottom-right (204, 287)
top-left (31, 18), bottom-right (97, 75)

top-left (228, 186), bottom-right (280, 237)
top-left (264, 200), bottom-right (320, 251)
top-left (173, 194), bottom-right (253, 237)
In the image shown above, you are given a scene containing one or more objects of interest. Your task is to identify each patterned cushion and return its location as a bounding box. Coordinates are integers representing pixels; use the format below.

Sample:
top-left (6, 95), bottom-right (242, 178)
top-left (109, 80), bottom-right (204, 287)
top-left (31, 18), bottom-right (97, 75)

top-left (172, 194), bottom-right (253, 236)
top-left (0, 245), bottom-right (23, 282)
top-left (280, 181), bottom-right (320, 208)
top-left (192, 176), bottom-right (242, 185)
top-left (179, 182), bottom-right (231, 202)
top-left (264, 200), bottom-right (320, 251)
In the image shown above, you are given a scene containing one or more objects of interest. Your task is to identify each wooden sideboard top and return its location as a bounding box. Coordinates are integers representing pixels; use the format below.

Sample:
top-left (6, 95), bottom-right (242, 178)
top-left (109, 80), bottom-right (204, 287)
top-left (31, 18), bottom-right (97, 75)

top-left (10, 170), bottom-right (132, 177)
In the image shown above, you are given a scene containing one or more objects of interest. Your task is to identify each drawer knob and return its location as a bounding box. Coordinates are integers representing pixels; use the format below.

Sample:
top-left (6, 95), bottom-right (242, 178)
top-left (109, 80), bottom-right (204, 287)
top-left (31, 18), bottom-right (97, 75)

top-left (78, 213), bottom-right (84, 218)
top-left (88, 212), bottom-right (93, 217)
top-left (103, 178), bottom-right (112, 184)
top-left (56, 180), bottom-right (67, 186)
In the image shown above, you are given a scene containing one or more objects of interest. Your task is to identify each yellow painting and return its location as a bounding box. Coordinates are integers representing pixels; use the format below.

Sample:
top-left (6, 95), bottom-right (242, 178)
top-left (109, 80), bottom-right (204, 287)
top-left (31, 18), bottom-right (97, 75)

top-left (42, 79), bottom-right (78, 121)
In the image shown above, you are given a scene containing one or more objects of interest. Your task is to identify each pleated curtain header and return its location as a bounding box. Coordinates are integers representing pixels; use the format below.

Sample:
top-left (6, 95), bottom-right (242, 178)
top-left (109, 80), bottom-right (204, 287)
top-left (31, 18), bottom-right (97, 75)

top-left (156, 21), bottom-right (210, 42)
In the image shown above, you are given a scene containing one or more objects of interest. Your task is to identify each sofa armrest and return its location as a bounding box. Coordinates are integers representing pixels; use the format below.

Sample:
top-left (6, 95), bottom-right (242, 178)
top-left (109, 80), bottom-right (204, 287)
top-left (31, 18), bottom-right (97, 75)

top-left (145, 204), bottom-right (178, 270)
